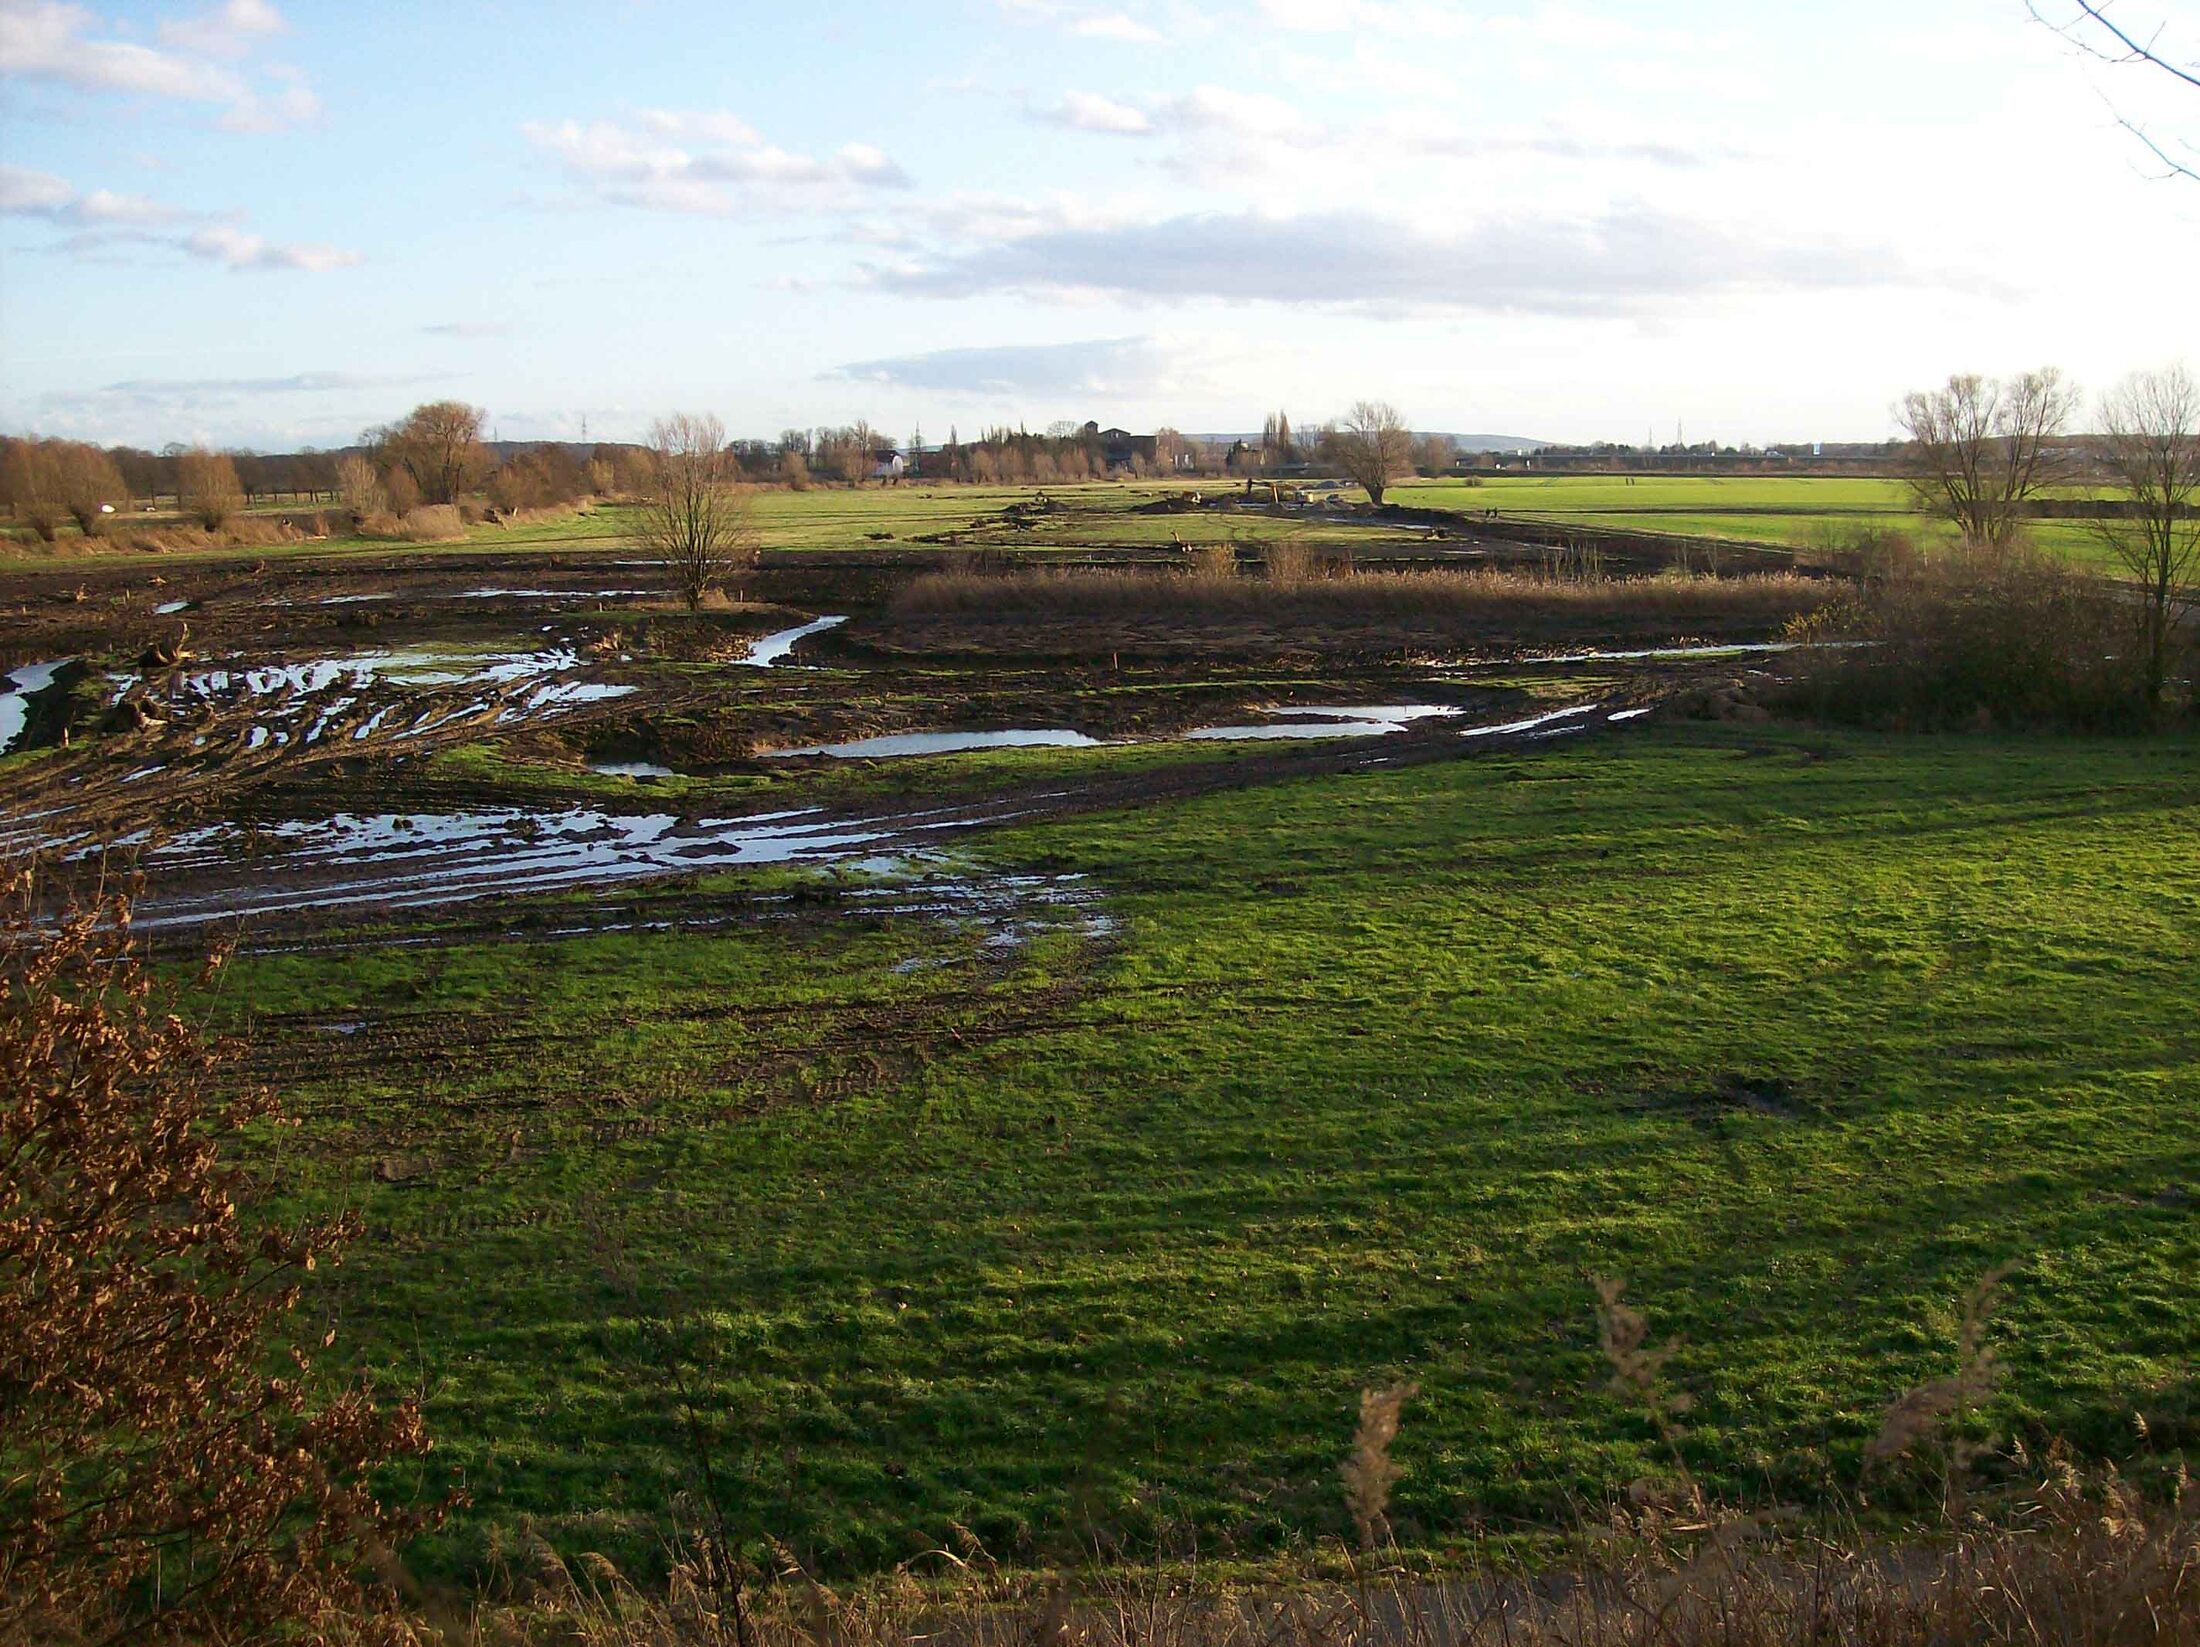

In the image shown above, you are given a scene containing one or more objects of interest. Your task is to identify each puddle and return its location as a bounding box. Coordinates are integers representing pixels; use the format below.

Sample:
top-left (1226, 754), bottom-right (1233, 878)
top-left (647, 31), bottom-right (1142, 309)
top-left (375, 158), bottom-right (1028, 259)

top-left (182, 645), bottom-right (594, 699)
top-left (1282, 704), bottom-right (1464, 722)
top-left (767, 729), bottom-right (1102, 760)
top-left (591, 760), bottom-right (676, 778)
top-left (1459, 703), bottom-right (1599, 738)
top-left (0, 660), bottom-right (70, 755)
top-left (115, 802), bottom-right (987, 928)
top-left (743, 615), bottom-right (848, 667)
top-left (459, 588), bottom-right (653, 601)
top-left (1184, 702), bottom-right (1465, 742)
top-left (318, 594), bottom-right (392, 606)
top-left (1184, 720), bottom-right (1399, 741)
top-left (153, 599), bottom-right (191, 614)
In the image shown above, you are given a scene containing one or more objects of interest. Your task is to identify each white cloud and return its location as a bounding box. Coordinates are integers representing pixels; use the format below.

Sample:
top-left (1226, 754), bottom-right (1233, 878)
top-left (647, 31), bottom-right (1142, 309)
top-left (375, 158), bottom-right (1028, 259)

top-left (832, 335), bottom-right (1166, 396)
top-left (829, 333), bottom-right (1243, 402)
top-left (1070, 12), bottom-right (1161, 42)
top-left (866, 205), bottom-right (1974, 317)
top-left (88, 370), bottom-right (420, 398)
top-left (524, 110), bottom-right (913, 216)
top-left (157, 0), bottom-right (282, 58)
top-left (996, 0), bottom-right (1163, 43)
top-left (0, 163), bottom-right (72, 214)
top-left (3, 165), bottom-right (357, 269)
top-left (186, 223), bottom-right (359, 271)
top-left (1044, 91), bottom-right (1154, 135)
top-left (0, 0), bottom-right (318, 130)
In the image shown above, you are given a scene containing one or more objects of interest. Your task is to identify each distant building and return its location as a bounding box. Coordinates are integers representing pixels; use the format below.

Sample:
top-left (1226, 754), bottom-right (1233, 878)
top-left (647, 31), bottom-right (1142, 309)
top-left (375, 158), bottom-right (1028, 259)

top-left (1095, 427), bottom-right (1159, 472)
top-left (870, 447), bottom-right (906, 482)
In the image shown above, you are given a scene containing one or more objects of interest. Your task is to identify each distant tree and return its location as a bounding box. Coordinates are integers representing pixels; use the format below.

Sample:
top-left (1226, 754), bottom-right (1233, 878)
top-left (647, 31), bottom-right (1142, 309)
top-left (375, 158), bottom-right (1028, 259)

top-left (229, 452), bottom-right (267, 507)
top-left (2095, 364), bottom-right (2200, 711)
top-left (1155, 427), bottom-right (1191, 474)
top-left (781, 450), bottom-right (811, 491)
top-left (367, 400), bottom-right (488, 505)
top-left (0, 440), bottom-right (64, 540)
top-left (382, 464), bottom-right (422, 517)
top-left (821, 420), bottom-right (880, 487)
top-left (107, 445), bottom-right (166, 505)
top-left (334, 454), bottom-right (387, 520)
top-left (640, 413), bottom-right (757, 610)
top-left (1413, 433), bottom-right (1456, 476)
top-left (176, 447), bottom-right (244, 531)
top-left (1897, 370), bottom-right (2078, 549)
top-left (56, 443), bottom-right (126, 534)
top-left (1325, 401), bottom-right (1414, 505)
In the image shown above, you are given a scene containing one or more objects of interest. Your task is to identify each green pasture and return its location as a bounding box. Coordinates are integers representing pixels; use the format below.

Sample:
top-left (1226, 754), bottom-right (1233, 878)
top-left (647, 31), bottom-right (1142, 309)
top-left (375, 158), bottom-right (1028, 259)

top-left (1392, 476), bottom-right (2121, 569)
top-left (203, 725), bottom-right (2200, 1578)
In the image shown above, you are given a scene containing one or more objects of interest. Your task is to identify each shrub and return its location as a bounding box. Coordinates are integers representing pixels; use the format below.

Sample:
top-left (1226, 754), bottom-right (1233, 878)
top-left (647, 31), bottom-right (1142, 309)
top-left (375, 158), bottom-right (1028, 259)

top-left (176, 447), bottom-right (244, 530)
top-left (0, 880), bottom-right (440, 1642)
top-left (400, 504), bottom-right (467, 542)
top-left (892, 565), bottom-right (1821, 628)
top-left (1783, 542), bottom-right (2140, 729)
top-left (1803, 520), bottom-right (1921, 582)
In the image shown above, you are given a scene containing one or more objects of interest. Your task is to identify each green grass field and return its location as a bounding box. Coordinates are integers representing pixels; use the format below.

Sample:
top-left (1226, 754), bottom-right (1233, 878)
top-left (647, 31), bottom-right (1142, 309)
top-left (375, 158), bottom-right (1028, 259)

top-left (1391, 476), bottom-right (2117, 569)
top-left (203, 724), bottom-right (2200, 1578)
top-left (2, 476), bottom-right (2128, 575)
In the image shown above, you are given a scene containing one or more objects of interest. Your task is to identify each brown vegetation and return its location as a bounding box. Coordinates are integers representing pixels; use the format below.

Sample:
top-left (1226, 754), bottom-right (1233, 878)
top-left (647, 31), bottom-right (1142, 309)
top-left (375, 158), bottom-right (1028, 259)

top-left (0, 881), bottom-right (441, 1644)
top-left (1897, 370), bottom-right (2078, 549)
top-left (2095, 364), bottom-right (2200, 710)
top-left (640, 414), bottom-right (758, 609)
top-left (893, 564), bottom-right (1820, 628)
top-left (1783, 541), bottom-right (2144, 728)
top-left (1324, 402), bottom-right (1414, 507)
top-left (177, 446), bottom-right (246, 531)
top-left (369, 402), bottom-right (490, 507)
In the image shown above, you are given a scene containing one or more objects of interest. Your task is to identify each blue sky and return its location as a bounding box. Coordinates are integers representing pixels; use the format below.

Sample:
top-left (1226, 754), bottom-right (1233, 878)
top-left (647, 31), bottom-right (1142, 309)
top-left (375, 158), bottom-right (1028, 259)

top-left (2, 0), bottom-right (2195, 449)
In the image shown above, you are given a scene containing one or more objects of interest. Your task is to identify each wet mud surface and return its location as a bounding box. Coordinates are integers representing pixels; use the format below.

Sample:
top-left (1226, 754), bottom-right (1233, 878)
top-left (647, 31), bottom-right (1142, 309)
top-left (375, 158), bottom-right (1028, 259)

top-left (0, 542), bottom-right (1792, 945)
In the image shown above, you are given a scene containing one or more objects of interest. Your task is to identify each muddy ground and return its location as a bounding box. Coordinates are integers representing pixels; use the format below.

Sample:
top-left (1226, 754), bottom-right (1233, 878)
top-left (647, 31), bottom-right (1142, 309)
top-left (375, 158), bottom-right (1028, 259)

top-left (0, 536), bottom-right (1806, 944)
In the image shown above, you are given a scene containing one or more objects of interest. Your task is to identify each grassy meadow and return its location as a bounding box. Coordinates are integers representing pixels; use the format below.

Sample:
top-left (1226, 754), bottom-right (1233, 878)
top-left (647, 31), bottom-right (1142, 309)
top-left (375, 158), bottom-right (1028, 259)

top-left (1391, 474), bottom-right (2118, 568)
top-left (199, 723), bottom-right (2200, 1579)
top-left (1, 473), bottom-right (2129, 574)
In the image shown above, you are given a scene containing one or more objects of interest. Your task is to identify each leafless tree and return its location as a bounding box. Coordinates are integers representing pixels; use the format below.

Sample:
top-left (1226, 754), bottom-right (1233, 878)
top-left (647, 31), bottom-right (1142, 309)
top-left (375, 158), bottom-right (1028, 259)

top-left (0, 439), bottom-right (65, 540)
top-left (2028, 1), bottom-right (2198, 180)
top-left (640, 414), bottom-right (757, 610)
top-left (55, 443), bottom-right (125, 534)
top-left (176, 447), bottom-right (245, 531)
top-left (2095, 365), bottom-right (2200, 710)
top-left (1325, 401), bottom-right (1415, 506)
top-left (333, 453), bottom-right (386, 520)
top-left (1896, 370), bottom-right (2079, 550)
top-left (367, 400), bottom-right (489, 505)
top-left (1413, 433), bottom-right (1456, 477)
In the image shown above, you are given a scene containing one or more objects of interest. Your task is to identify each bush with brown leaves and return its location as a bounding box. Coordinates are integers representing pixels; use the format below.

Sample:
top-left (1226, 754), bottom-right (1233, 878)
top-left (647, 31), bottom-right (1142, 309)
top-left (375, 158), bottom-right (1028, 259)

top-left (0, 878), bottom-right (442, 1644)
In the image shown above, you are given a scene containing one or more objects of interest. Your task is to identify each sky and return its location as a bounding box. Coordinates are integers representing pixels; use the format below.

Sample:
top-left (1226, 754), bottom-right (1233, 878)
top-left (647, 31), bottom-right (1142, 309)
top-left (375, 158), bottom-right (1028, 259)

top-left (2, 0), bottom-right (2196, 451)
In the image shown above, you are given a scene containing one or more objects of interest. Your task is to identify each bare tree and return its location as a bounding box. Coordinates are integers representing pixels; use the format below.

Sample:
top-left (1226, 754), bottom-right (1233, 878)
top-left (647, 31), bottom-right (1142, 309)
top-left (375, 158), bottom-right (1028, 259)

top-left (333, 453), bottom-right (386, 520)
top-left (176, 447), bottom-right (245, 531)
top-left (2028, 2), bottom-right (2198, 180)
top-left (1325, 401), bottom-right (1414, 506)
top-left (1413, 433), bottom-right (1456, 477)
top-left (2096, 365), bottom-right (2200, 711)
top-left (0, 439), bottom-right (65, 540)
top-left (367, 400), bottom-right (489, 505)
top-left (640, 414), bottom-right (757, 610)
top-left (56, 443), bottom-right (126, 534)
top-left (1896, 370), bottom-right (2079, 550)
